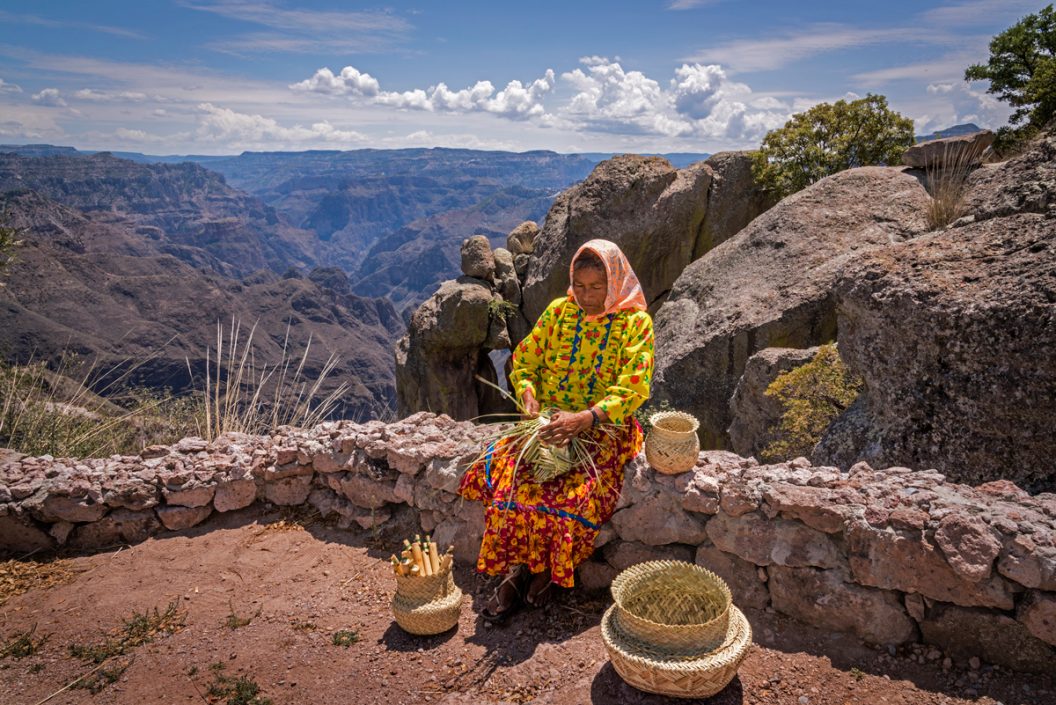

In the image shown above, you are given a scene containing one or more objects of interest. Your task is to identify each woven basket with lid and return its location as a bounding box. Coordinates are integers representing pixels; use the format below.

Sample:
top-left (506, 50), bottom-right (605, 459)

top-left (644, 411), bottom-right (700, 475)
top-left (610, 560), bottom-right (732, 656)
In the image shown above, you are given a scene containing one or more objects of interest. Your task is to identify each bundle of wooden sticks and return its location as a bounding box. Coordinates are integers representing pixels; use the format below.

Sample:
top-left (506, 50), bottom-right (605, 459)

top-left (389, 534), bottom-right (454, 577)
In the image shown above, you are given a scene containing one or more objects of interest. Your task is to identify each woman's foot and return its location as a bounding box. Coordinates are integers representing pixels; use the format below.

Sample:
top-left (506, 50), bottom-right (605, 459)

top-left (481, 566), bottom-right (526, 624)
top-left (524, 569), bottom-right (553, 608)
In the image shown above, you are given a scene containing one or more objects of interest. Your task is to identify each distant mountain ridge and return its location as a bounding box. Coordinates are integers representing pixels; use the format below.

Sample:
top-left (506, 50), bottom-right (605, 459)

top-left (914, 123), bottom-right (984, 143)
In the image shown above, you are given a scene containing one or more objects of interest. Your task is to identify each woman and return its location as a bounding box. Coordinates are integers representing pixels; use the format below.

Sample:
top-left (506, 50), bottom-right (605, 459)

top-left (458, 238), bottom-right (654, 623)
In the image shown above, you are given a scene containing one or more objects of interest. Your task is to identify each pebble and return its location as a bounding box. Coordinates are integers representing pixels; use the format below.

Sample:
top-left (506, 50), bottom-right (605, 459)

top-left (798, 697), bottom-right (810, 705)
top-left (968, 656), bottom-right (981, 670)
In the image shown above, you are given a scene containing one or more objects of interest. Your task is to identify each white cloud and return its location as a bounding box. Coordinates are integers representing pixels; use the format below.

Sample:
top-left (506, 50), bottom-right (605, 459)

top-left (0, 78), bottom-right (22, 94)
top-left (667, 0), bottom-right (720, 8)
top-left (74, 88), bottom-right (150, 102)
top-left (687, 24), bottom-right (943, 73)
top-left (185, 2), bottom-right (411, 55)
top-left (195, 103), bottom-right (367, 146)
top-left (561, 58), bottom-right (676, 135)
top-left (32, 88), bottom-right (67, 107)
top-left (919, 0), bottom-right (1042, 27)
top-left (0, 10), bottom-right (145, 39)
top-left (115, 127), bottom-right (151, 141)
top-left (927, 82), bottom-right (955, 94)
top-left (853, 52), bottom-right (981, 84)
top-left (293, 65), bottom-right (556, 121)
top-left (291, 66), bottom-right (381, 97)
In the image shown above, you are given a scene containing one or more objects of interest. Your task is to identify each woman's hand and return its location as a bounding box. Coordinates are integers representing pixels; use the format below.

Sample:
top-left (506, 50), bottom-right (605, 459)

top-left (538, 410), bottom-right (593, 447)
top-left (521, 389), bottom-right (540, 419)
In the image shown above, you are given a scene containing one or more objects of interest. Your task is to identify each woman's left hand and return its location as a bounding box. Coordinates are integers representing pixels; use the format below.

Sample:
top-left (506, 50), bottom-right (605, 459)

top-left (538, 410), bottom-right (593, 446)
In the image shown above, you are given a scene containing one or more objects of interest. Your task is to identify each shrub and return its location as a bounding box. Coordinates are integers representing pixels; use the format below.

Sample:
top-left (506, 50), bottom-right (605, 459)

top-left (760, 345), bottom-right (862, 463)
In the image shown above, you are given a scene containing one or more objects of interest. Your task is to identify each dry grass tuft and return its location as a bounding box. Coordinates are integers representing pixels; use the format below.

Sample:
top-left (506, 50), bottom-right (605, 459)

top-left (0, 558), bottom-right (78, 607)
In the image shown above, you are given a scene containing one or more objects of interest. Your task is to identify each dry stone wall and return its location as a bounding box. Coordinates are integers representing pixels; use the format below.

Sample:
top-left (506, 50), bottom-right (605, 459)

top-left (1, 413), bottom-right (1054, 672)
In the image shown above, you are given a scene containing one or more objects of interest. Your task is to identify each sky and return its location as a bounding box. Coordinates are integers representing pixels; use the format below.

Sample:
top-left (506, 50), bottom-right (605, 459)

top-left (0, 0), bottom-right (1044, 155)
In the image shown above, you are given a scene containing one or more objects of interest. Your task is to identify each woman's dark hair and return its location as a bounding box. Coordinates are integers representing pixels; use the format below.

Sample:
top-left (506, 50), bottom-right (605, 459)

top-left (572, 250), bottom-right (606, 274)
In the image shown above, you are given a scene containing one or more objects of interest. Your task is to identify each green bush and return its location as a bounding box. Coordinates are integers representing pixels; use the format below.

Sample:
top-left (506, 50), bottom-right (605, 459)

top-left (760, 345), bottom-right (862, 463)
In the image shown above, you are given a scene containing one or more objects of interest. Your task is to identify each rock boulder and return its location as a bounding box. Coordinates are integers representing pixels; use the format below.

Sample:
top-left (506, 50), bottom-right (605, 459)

top-left (654, 167), bottom-right (932, 447)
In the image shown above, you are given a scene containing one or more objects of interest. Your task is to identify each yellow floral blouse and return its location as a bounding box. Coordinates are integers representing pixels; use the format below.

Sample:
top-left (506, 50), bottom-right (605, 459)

top-left (510, 296), bottom-right (654, 425)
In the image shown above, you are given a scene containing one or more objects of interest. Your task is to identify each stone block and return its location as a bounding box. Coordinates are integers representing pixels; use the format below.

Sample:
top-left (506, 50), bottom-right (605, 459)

top-left (706, 511), bottom-right (846, 570)
top-left (156, 504), bottom-right (213, 531)
top-left (695, 544), bottom-right (770, 609)
top-left (769, 565), bottom-right (917, 646)
top-left (920, 601), bottom-right (1056, 673)
top-left (214, 478), bottom-right (257, 512)
top-left (263, 474), bottom-right (313, 506)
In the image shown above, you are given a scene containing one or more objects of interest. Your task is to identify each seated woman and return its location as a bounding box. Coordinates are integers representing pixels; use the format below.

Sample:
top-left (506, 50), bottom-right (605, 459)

top-left (458, 238), bottom-right (654, 623)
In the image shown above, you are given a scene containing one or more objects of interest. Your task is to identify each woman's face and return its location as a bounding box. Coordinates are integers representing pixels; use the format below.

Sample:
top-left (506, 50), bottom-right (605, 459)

top-left (572, 266), bottom-right (607, 316)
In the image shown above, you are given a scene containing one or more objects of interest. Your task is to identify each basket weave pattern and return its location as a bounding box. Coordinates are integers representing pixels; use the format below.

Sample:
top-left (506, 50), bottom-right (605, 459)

top-left (391, 564), bottom-right (462, 635)
top-left (602, 603), bottom-right (752, 699)
top-left (644, 411), bottom-right (700, 475)
top-left (610, 560), bottom-right (732, 656)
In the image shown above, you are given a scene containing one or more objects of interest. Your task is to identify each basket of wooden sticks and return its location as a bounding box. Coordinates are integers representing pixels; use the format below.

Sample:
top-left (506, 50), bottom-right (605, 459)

top-left (389, 534), bottom-right (462, 635)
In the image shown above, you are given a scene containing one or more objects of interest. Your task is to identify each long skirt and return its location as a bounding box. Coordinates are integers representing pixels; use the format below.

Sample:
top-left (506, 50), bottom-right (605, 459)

top-left (457, 420), bottom-right (643, 588)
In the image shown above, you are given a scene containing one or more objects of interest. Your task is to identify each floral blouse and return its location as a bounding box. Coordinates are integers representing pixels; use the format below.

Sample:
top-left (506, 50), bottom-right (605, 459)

top-left (510, 296), bottom-right (654, 425)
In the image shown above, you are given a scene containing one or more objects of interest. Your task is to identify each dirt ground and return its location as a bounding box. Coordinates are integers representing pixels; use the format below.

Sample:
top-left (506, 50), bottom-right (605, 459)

top-left (1, 506), bottom-right (1053, 705)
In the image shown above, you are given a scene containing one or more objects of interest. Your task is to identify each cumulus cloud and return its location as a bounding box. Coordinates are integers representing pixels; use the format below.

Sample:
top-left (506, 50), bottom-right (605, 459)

top-left (293, 66), bottom-right (556, 121)
top-left (927, 82), bottom-right (955, 94)
top-left (555, 58), bottom-right (791, 142)
top-left (0, 78), bottom-right (22, 94)
top-left (196, 103), bottom-right (366, 145)
top-left (32, 88), bottom-right (67, 107)
top-left (292, 66), bottom-right (380, 96)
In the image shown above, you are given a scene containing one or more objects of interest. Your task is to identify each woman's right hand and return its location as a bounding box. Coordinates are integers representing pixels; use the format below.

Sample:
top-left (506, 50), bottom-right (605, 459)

top-left (521, 389), bottom-right (540, 419)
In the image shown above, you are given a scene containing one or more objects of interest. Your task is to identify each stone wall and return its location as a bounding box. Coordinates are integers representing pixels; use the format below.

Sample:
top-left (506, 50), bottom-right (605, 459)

top-left (1, 413), bottom-right (1054, 673)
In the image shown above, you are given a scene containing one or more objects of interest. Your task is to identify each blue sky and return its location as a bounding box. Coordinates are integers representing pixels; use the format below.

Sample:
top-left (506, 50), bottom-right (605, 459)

top-left (0, 1), bottom-right (1043, 155)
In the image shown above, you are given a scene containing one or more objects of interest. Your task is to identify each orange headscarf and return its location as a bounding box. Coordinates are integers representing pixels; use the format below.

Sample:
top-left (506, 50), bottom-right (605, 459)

top-left (567, 239), bottom-right (648, 320)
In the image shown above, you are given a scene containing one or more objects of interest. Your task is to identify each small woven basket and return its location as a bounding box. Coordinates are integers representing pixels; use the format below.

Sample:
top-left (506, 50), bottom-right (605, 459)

top-left (645, 411), bottom-right (700, 475)
top-left (392, 586), bottom-right (463, 636)
top-left (602, 602), bottom-right (752, 699)
top-left (391, 563), bottom-right (462, 635)
top-left (610, 560), bottom-right (732, 657)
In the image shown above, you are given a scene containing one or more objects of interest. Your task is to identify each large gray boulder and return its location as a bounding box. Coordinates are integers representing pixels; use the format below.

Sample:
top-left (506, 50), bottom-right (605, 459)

top-left (653, 167), bottom-right (932, 448)
top-left (902, 130), bottom-right (996, 169)
top-left (817, 131), bottom-right (1056, 491)
top-left (520, 152), bottom-right (770, 325)
top-left (394, 277), bottom-right (510, 420)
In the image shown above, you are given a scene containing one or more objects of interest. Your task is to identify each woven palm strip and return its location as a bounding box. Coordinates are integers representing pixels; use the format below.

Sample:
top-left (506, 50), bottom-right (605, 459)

top-left (610, 560), bottom-right (732, 656)
top-left (392, 586), bottom-right (463, 636)
top-left (602, 603), bottom-right (752, 699)
top-left (394, 564), bottom-right (456, 605)
top-left (645, 411), bottom-right (700, 475)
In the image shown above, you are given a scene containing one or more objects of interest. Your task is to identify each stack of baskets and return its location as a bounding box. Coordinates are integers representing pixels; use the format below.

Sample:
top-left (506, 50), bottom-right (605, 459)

top-left (391, 562), bottom-right (462, 636)
top-left (601, 560), bottom-right (752, 698)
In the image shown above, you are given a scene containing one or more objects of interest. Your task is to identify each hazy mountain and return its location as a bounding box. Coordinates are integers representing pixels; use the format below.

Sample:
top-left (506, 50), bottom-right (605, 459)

top-left (0, 189), bottom-right (400, 418)
top-left (0, 152), bottom-right (319, 278)
top-left (915, 123), bottom-right (984, 143)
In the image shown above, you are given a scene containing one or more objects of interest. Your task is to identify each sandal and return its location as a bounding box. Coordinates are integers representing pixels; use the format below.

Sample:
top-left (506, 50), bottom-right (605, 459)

top-left (524, 569), bottom-right (553, 608)
top-left (481, 566), bottom-right (526, 624)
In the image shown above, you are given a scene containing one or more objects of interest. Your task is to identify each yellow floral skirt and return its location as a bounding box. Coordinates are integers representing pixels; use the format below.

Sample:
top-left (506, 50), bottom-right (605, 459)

top-left (458, 421), bottom-right (643, 588)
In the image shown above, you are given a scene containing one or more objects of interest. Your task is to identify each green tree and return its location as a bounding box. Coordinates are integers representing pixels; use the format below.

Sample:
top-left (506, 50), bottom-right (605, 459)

top-left (965, 4), bottom-right (1056, 148)
top-left (751, 94), bottom-right (914, 199)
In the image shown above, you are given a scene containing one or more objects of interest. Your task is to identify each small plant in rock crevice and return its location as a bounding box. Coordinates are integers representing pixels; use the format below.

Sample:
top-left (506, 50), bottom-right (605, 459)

top-left (761, 344), bottom-right (862, 463)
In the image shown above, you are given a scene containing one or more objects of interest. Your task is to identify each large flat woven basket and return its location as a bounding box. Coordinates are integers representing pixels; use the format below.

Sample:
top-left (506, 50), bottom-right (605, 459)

top-left (391, 563), bottom-right (462, 635)
top-left (610, 560), bottom-right (732, 656)
top-left (602, 603), bottom-right (752, 699)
